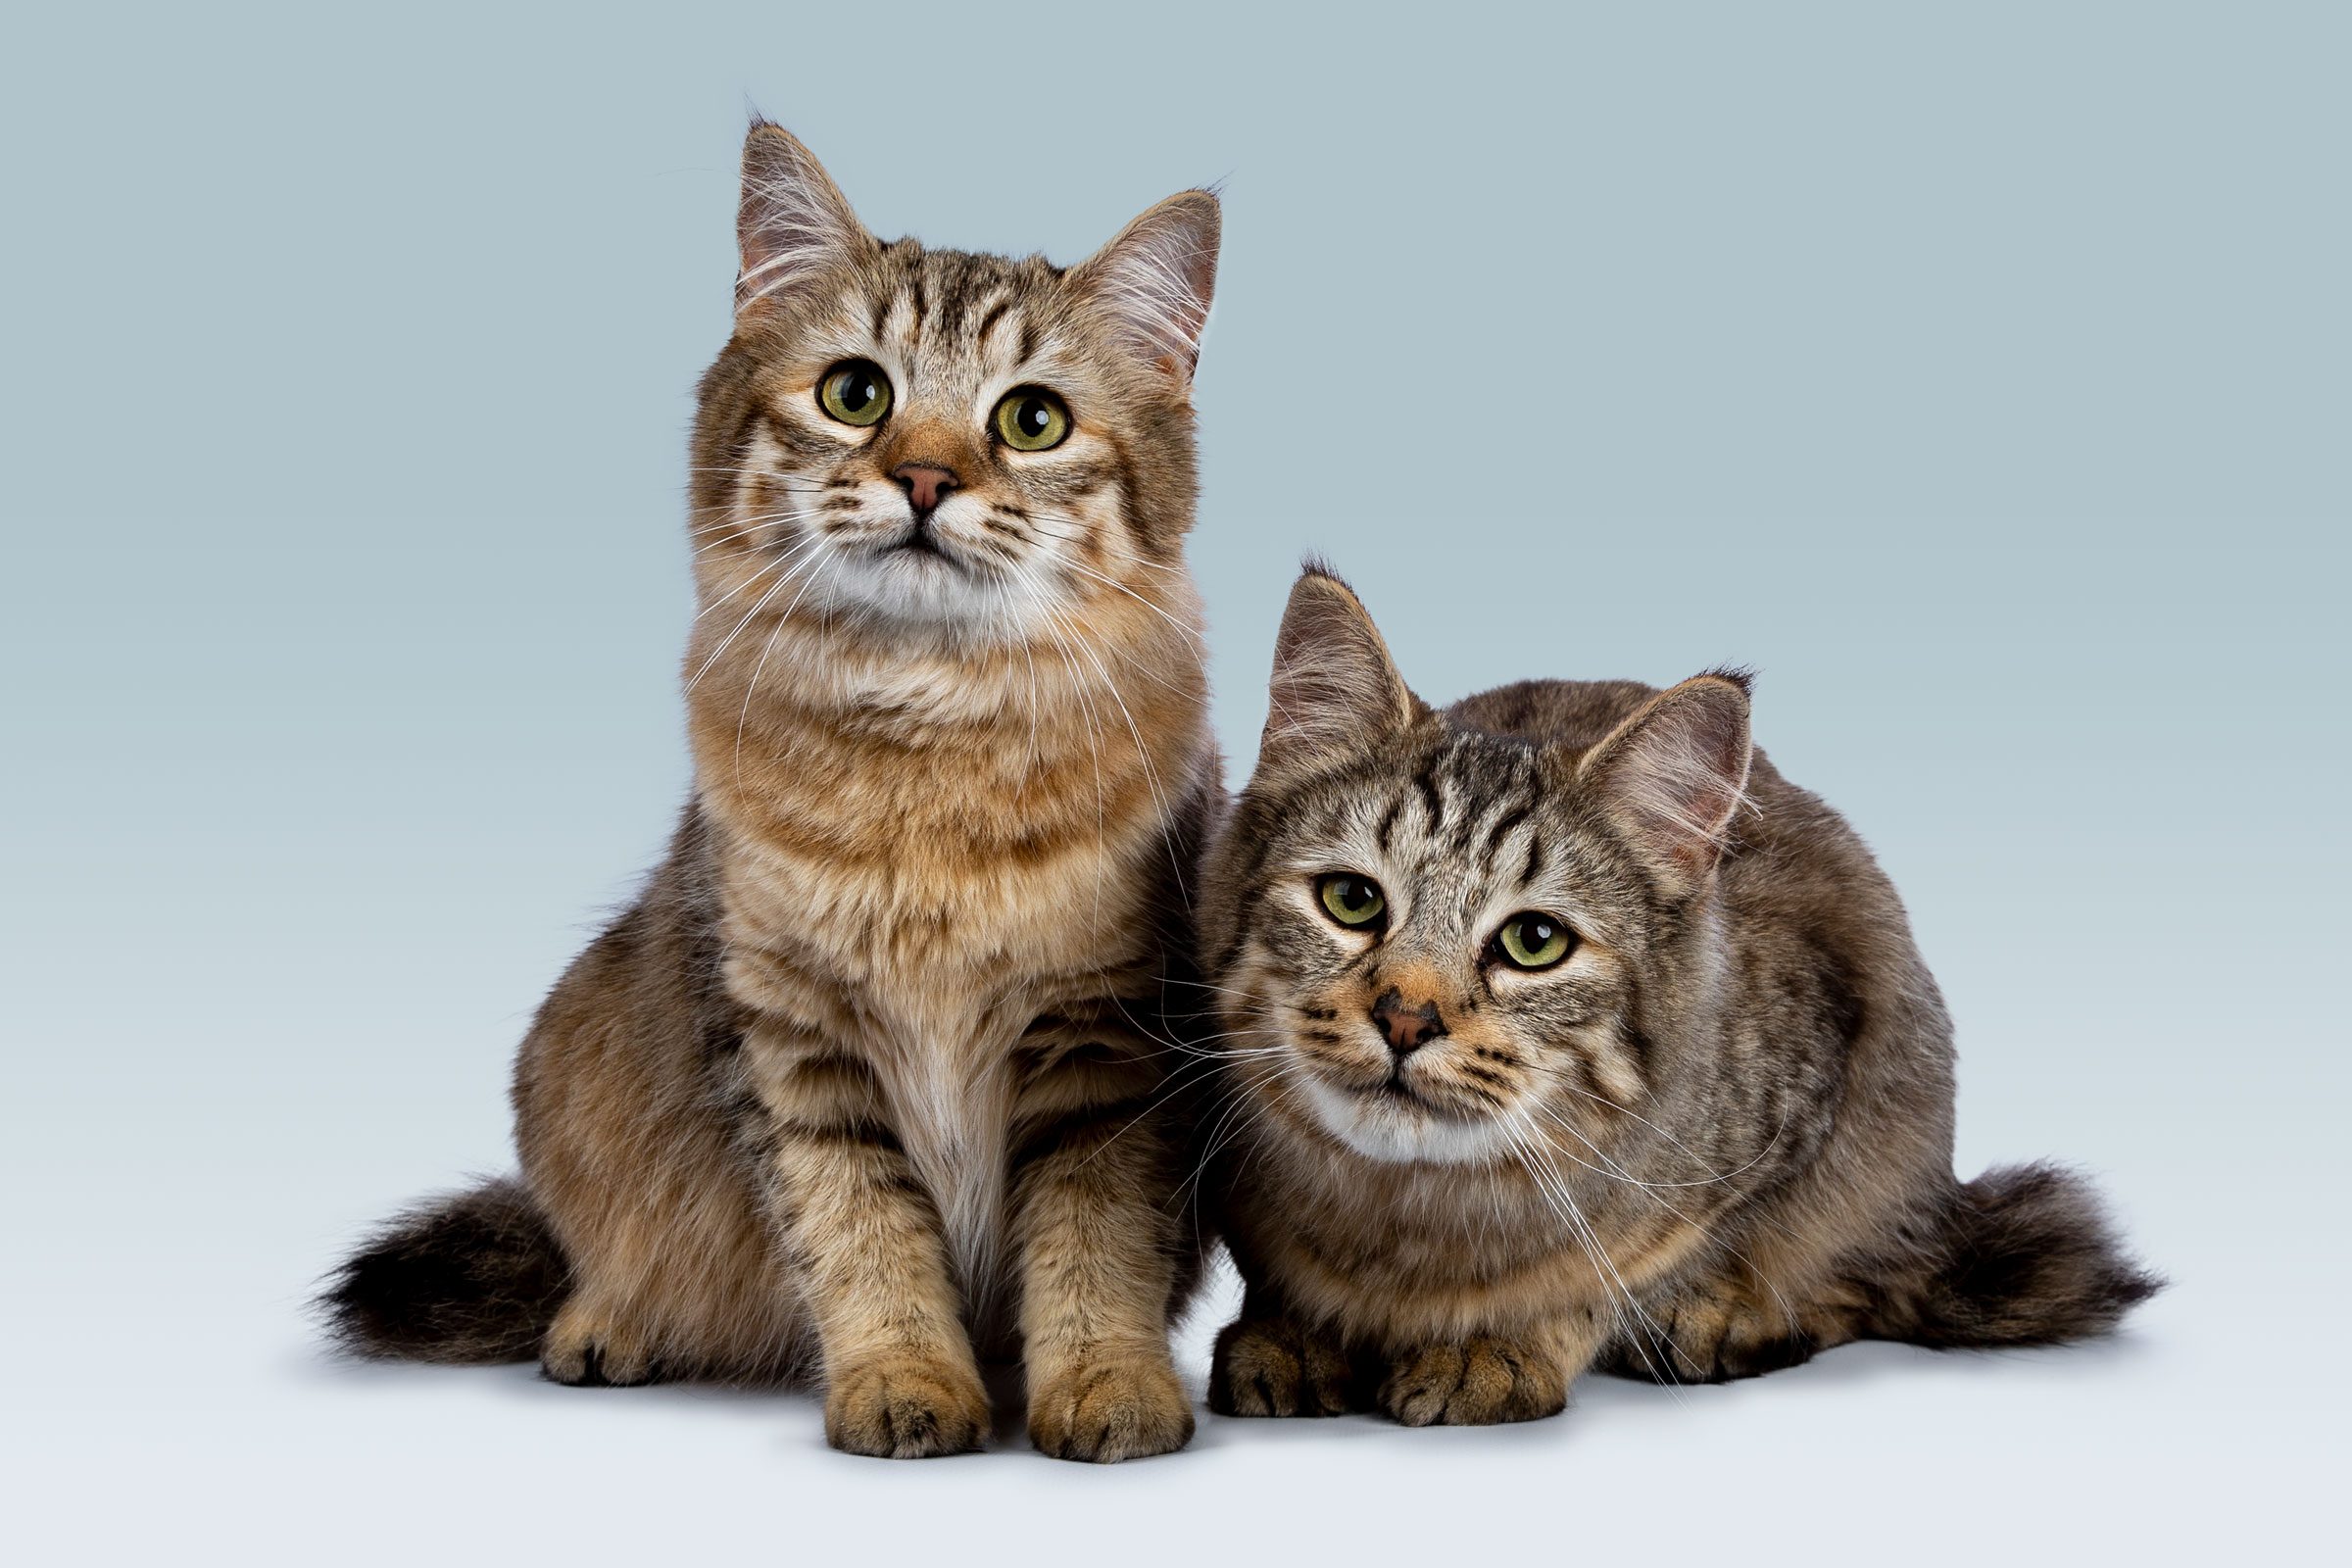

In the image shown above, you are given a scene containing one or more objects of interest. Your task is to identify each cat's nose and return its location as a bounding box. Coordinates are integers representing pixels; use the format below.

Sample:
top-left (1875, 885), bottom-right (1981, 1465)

top-left (893, 463), bottom-right (960, 519)
top-left (1370, 988), bottom-right (1446, 1056)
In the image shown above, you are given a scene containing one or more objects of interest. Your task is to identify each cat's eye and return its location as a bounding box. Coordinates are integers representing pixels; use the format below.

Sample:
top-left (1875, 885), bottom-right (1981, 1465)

top-left (818, 360), bottom-right (892, 426)
top-left (1494, 912), bottom-right (1575, 970)
top-left (1316, 873), bottom-right (1387, 929)
top-left (993, 387), bottom-right (1071, 452)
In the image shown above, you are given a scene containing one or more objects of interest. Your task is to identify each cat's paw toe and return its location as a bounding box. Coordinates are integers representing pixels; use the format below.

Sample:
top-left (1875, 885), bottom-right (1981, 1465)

top-left (539, 1304), bottom-right (659, 1387)
top-left (823, 1354), bottom-right (989, 1459)
top-left (1380, 1336), bottom-right (1565, 1426)
top-left (1028, 1354), bottom-right (1194, 1462)
top-left (1598, 1295), bottom-right (1824, 1386)
top-left (1605, 1329), bottom-right (1820, 1385)
top-left (1209, 1317), bottom-right (1355, 1418)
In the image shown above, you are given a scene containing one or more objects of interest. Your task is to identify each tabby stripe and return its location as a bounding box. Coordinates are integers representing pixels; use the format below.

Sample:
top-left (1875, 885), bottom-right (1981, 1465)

top-left (1211, 820), bottom-right (1279, 973)
top-left (772, 1114), bottom-right (905, 1152)
top-left (1107, 430), bottom-right (1144, 564)
top-left (976, 295), bottom-right (1015, 351)
top-left (934, 270), bottom-right (970, 336)
top-left (1414, 764), bottom-right (1445, 832)
top-left (1009, 1094), bottom-right (1163, 1169)
top-left (1483, 798), bottom-right (1535, 860)
top-left (1618, 1020), bottom-right (1655, 1078)
top-left (774, 1047), bottom-right (882, 1087)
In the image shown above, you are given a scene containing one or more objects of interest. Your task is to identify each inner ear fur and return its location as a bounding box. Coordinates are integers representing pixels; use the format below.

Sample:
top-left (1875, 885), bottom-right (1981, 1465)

top-left (1575, 672), bottom-right (1755, 885)
top-left (1070, 189), bottom-right (1221, 383)
top-left (1257, 565), bottom-right (1421, 779)
top-left (735, 119), bottom-right (873, 317)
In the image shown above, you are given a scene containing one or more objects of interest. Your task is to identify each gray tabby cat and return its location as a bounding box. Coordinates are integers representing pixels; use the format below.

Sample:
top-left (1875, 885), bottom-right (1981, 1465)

top-left (1198, 566), bottom-right (2157, 1424)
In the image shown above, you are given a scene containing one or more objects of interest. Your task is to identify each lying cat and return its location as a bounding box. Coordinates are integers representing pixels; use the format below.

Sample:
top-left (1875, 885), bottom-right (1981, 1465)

top-left (327, 122), bottom-right (1222, 1462)
top-left (1199, 566), bottom-right (2156, 1424)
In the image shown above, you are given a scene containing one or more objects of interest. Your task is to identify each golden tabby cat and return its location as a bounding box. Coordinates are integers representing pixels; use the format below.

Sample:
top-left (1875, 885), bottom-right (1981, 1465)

top-left (328, 122), bottom-right (1222, 1462)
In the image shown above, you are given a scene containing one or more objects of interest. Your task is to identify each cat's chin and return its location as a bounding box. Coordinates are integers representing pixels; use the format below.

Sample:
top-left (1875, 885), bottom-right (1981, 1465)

top-left (813, 553), bottom-right (1058, 645)
top-left (1292, 1075), bottom-right (1514, 1166)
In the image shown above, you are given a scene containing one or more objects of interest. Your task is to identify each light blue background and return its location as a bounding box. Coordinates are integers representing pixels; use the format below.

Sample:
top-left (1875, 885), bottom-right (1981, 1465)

top-left (2, 3), bottom-right (2342, 1562)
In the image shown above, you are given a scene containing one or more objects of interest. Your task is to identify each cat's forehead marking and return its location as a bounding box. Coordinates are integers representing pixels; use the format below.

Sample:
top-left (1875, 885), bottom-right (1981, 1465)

top-left (861, 251), bottom-right (1074, 407)
top-left (1281, 729), bottom-right (1592, 938)
top-left (972, 289), bottom-right (1019, 355)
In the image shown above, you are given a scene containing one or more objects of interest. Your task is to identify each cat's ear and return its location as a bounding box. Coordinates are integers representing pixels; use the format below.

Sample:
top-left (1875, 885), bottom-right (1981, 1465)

top-left (1071, 189), bottom-right (1220, 382)
top-left (735, 120), bottom-right (872, 316)
top-left (1257, 564), bottom-right (1419, 778)
top-left (1575, 672), bottom-right (1754, 888)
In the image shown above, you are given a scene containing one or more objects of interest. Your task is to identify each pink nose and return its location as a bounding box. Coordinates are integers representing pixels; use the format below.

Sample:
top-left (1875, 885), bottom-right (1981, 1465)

top-left (1371, 988), bottom-right (1446, 1056)
top-left (893, 464), bottom-right (959, 517)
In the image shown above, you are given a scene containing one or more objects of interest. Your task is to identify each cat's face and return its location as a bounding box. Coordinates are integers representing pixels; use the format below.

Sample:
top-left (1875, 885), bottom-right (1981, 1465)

top-left (690, 123), bottom-right (1217, 646)
top-left (1219, 733), bottom-right (1645, 1165)
top-left (1204, 570), bottom-right (1752, 1167)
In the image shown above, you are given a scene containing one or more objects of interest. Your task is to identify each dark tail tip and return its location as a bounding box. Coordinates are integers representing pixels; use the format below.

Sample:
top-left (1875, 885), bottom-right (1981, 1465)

top-left (1916, 1162), bottom-right (2162, 1348)
top-left (319, 1177), bottom-right (568, 1365)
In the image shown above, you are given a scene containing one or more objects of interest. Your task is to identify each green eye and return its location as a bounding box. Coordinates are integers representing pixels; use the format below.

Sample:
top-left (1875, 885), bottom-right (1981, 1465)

top-left (818, 360), bottom-right (892, 426)
top-left (1495, 912), bottom-right (1575, 970)
top-left (1317, 873), bottom-right (1387, 928)
top-left (994, 387), bottom-right (1071, 451)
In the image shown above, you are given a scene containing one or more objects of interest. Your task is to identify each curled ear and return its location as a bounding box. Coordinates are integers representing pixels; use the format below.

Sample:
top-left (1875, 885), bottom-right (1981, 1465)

top-left (1577, 672), bottom-right (1754, 886)
top-left (1257, 565), bottom-right (1418, 778)
top-left (735, 120), bottom-right (872, 315)
top-left (1070, 189), bottom-right (1220, 382)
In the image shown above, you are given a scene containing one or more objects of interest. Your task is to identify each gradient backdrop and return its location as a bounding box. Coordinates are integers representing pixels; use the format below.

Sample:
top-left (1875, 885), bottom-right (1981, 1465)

top-left (3, 3), bottom-right (2343, 1562)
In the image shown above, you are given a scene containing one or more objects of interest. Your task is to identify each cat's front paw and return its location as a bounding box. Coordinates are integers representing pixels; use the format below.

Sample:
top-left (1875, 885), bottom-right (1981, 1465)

top-left (1379, 1335), bottom-right (1568, 1426)
top-left (1209, 1316), bottom-right (1357, 1417)
top-left (1028, 1353), bottom-right (1194, 1462)
top-left (1596, 1293), bottom-right (1826, 1385)
top-left (823, 1352), bottom-right (990, 1459)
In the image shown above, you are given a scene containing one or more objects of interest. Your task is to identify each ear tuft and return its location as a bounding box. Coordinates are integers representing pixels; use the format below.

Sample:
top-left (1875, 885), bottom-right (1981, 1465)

top-left (1257, 565), bottom-right (1417, 778)
top-left (1072, 189), bottom-right (1220, 381)
top-left (735, 121), bottom-right (870, 315)
top-left (1578, 673), bottom-right (1755, 886)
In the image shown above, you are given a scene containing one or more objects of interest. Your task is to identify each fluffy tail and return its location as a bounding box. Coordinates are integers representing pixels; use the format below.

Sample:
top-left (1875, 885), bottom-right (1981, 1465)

top-left (321, 1177), bottom-right (569, 1364)
top-left (1904, 1162), bottom-right (2161, 1348)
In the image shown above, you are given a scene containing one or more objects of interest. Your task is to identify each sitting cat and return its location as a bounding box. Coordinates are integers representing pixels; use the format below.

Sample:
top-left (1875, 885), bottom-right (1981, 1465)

top-left (326, 122), bottom-right (1223, 1462)
top-left (1200, 566), bottom-right (2156, 1424)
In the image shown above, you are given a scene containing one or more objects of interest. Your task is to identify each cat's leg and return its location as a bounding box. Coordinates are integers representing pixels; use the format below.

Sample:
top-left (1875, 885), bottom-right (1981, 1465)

top-left (1006, 1019), bottom-right (1196, 1462)
top-left (1597, 1274), bottom-right (1850, 1384)
top-left (1208, 1295), bottom-right (1362, 1418)
top-left (517, 969), bottom-right (808, 1390)
top-left (540, 1290), bottom-right (662, 1387)
top-left (748, 1019), bottom-right (989, 1459)
top-left (1376, 1312), bottom-right (1607, 1426)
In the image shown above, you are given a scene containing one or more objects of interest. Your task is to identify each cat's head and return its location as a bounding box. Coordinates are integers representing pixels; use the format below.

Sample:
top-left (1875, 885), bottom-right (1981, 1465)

top-left (1201, 567), bottom-right (1753, 1166)
top-left (688, 121), bottom-right (1218, 645)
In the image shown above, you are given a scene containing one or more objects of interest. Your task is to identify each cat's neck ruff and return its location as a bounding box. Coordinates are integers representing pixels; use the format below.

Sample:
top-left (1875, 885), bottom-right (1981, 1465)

top-left (686, 573), bottom-right (1209, 947)
top-left (687, 574), bottom-right (1205, 760)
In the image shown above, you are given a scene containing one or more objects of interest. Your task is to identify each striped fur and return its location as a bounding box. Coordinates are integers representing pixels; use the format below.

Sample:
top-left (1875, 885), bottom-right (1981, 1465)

top-left (327, 122), bottom-right (1222, 1462)
top-left (1199, 568), bottom-right (2158, 1425)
